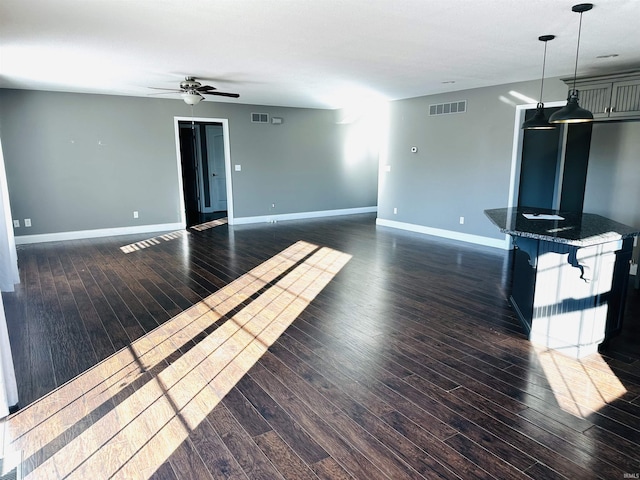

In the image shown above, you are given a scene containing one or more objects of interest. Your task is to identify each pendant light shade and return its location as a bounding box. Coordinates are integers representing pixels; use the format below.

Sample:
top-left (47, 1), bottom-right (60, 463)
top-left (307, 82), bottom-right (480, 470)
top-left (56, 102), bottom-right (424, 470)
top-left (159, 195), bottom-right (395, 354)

top-left (549, 89), bottom-right (594, 123)
top-left (522, 35), bottom-right (556, 130)
top-left (549, 3), bottom-right (594, 124)
top-left (523, 103), bottom-right (556, 129)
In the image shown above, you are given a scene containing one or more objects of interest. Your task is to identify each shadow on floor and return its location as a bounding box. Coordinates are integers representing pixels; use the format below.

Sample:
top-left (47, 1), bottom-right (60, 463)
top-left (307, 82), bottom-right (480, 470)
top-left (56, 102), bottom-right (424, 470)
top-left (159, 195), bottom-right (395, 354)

top-left (601, 278), bottom-right (640, 363)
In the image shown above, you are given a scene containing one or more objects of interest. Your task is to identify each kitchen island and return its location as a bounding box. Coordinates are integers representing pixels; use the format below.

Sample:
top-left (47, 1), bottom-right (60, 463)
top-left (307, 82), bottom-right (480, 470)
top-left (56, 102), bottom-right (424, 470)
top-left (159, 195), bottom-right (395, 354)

top-left (485, 207), bottom-right (639, 358)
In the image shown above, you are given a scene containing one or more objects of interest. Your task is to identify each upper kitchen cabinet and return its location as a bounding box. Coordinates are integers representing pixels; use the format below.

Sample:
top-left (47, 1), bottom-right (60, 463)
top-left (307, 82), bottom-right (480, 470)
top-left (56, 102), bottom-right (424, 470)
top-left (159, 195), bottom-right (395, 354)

top-left (562, 70), bottom-right (640, 120)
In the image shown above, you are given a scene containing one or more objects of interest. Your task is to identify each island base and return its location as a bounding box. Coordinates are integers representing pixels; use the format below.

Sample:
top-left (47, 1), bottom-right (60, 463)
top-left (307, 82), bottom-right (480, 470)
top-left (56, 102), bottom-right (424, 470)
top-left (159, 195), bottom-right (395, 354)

top-left (509, 236), bottom-right (632, 359)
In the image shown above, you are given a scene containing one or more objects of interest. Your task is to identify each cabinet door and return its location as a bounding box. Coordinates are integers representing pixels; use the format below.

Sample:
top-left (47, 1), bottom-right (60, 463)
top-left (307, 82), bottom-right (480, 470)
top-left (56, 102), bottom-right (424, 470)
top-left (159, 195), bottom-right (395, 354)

top-left (574, 82), bottom-right (612, 118)
top-left (610, 80), bottom-right (640, 118)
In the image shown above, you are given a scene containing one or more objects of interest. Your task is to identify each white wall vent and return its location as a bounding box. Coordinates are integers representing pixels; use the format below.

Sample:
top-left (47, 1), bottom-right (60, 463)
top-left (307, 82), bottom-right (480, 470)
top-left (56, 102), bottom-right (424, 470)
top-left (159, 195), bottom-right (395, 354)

top-left (251, 112), bottom-right (270, 123)
top-left (429, 100), bottom-right (467, 116)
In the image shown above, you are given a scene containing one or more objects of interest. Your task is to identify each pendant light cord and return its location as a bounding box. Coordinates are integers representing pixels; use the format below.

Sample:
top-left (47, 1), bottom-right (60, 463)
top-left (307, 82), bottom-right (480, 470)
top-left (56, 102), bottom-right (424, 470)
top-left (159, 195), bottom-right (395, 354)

top-left (572, 11), bottom-right (584, 91)
top-left (539, 40), bottom-right (548, 103)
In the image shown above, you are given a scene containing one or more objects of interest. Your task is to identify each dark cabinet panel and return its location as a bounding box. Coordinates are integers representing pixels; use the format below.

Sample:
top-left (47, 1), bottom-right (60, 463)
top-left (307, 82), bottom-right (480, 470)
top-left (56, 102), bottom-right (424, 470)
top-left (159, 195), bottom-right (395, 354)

top-left (560, 123), bottom-right (592, 213)
top-left (509, 237), bottom-right (538, 332)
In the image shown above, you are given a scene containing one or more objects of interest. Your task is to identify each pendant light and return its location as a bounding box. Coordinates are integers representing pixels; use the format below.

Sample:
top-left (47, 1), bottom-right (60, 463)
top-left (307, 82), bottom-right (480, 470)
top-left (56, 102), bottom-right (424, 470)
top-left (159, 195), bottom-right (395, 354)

top-left (549, 3), bottom-right (594, 124)
top-left (522, 35), bottom-right (556, 130)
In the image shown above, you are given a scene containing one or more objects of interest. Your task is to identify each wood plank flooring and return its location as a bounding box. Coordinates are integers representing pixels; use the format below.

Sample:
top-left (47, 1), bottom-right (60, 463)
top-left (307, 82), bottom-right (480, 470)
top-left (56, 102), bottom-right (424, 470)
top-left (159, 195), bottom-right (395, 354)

top-left (2, 213), bottom-right (640, 479)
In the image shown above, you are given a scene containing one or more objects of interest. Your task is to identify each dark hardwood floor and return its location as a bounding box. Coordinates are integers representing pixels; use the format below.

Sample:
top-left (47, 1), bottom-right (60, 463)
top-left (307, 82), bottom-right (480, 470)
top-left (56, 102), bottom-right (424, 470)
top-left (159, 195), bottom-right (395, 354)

top-left (2, 213), bottom-right (640, 479)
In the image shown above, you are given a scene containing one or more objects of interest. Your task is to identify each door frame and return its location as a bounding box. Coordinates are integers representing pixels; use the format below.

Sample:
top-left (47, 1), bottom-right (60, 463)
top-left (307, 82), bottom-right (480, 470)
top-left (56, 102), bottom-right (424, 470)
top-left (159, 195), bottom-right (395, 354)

top-left (173, 116), bottom-right (235, 226)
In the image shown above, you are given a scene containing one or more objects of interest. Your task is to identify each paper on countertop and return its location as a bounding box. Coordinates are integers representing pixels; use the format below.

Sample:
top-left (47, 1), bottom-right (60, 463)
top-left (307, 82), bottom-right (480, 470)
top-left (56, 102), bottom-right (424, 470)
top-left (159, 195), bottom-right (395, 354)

top-left (522, 213), bottom-right (565, 220)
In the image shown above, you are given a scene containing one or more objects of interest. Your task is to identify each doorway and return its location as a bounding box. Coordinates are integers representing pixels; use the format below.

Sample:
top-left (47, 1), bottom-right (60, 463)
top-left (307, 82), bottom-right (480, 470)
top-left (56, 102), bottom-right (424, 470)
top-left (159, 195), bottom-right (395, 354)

top-left (508, 101), bottom-right (566, 211)
top-left (174, 117), bottom-right (234, 228)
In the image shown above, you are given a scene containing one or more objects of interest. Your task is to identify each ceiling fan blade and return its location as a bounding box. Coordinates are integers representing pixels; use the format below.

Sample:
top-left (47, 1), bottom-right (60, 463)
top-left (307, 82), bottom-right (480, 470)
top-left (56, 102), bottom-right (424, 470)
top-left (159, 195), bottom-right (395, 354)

top-left (201, 91), bottom-right (240, 98)
top-left (148, 86), bottom-right (183, 92)
top-left (196, 85), bottom-right (217, 92)
top-left (148, 91), bottom-right (184, 96)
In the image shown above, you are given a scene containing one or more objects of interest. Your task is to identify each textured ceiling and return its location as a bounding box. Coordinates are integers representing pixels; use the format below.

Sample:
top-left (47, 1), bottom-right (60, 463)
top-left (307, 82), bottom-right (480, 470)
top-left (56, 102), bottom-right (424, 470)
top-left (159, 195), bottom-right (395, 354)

top-left (1, 0), bottom-right (639, 109)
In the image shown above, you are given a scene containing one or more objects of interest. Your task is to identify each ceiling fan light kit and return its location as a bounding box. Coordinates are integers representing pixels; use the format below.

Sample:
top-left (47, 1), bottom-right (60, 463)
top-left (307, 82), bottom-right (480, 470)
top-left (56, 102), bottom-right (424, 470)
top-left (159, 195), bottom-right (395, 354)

top-left (522, 35), bottom-right (556, 130)
top-left (549, 3), bottom-right (594, 124)
top-left (181, 92), bottom-right (203, 105)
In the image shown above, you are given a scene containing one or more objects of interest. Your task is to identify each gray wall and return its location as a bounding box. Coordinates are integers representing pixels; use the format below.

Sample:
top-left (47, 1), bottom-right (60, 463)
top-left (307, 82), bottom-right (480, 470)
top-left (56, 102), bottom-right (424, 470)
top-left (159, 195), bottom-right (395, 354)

top-left (583, 121), bottom-right (640, 229)
top-left (1, 91), bottom-right (181, 234)
top-left (0, 89), bottom-right (378, 236)
top-left (5, 80), bottom-right (633, 244)
top-left (217, 103), bottom-right (378, 218)
top-left (378, 77), bottom-right (569, 240)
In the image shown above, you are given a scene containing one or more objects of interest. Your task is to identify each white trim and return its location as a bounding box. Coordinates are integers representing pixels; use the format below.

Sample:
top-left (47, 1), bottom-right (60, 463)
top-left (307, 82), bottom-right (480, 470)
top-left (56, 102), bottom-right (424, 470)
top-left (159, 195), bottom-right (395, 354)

top-left (173, 120), bottom-right (187, 227)
top-left (553, 126), bottom-right (569, 210)
top-left (174, 117), bottom-right (235, 225)
top-left (14, 222), bottom-right (185, 245)
top-left (507, 104), bottom-right (530, 209)
top-left (233, 206), bottom-right (378, 225)
top-left (375, 218), bottom-right (509, 250)
top-left (222, 120), bottom-right (235, 225)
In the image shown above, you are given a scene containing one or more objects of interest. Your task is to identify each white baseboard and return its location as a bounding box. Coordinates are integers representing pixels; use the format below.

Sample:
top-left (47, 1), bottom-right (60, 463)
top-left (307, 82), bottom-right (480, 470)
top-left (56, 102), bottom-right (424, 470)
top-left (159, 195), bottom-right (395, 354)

top-left (375, 218), bottom-right (509, 250)
top-left (14, 222), bottom-right (185, 245)
top-left (233, 206), bottom-right (377, 225)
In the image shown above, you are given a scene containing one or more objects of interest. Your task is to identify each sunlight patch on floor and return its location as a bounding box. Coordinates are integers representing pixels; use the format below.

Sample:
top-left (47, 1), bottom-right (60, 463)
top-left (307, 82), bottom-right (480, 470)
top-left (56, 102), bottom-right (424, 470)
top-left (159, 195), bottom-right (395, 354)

top-left (190, 217), bottom-right (228, 232)
top-left (4, 240), bottom-right (351, 479)
top-left (120, 230), bottom-right (190, 254)
top-left (535, 347), bottom-right (627, 418)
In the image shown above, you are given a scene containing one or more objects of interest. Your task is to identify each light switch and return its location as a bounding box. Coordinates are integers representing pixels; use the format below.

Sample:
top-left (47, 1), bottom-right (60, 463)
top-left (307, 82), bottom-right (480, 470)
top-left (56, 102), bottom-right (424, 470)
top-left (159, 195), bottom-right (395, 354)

top-left (235, 165), bottom-right (242, 171)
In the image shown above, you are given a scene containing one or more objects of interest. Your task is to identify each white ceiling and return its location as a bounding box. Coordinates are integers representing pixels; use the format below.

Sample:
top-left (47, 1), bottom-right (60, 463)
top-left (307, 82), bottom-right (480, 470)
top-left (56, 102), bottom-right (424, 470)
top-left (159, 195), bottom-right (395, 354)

top-left (1, 0), bottom-right (639, 109)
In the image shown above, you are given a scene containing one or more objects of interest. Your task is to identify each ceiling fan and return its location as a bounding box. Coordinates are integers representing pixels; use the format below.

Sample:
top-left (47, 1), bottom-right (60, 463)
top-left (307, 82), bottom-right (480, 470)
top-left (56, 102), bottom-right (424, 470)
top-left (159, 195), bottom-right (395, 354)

top-left (150, 76), bottom-right (240, 105)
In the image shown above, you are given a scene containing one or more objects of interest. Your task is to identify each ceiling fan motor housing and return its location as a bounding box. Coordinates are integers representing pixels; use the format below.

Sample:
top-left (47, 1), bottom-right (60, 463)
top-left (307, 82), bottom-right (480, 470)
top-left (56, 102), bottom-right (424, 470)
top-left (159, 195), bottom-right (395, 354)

top-left (180, 77), bottom-right (202, 91)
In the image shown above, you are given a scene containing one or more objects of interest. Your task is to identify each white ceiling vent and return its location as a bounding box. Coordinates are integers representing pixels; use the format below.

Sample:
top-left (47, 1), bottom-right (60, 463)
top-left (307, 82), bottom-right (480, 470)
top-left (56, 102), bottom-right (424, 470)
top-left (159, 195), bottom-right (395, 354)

top-left (251, 112), bottom-right (269, 123)
top-left (429, 100), bottom-right (466, 116)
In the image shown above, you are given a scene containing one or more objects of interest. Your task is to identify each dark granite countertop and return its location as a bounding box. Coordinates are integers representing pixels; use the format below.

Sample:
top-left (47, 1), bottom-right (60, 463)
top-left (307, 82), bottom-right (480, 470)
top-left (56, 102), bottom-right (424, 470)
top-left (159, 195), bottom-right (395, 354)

top-left (485, 207), bottom-right (640, 247)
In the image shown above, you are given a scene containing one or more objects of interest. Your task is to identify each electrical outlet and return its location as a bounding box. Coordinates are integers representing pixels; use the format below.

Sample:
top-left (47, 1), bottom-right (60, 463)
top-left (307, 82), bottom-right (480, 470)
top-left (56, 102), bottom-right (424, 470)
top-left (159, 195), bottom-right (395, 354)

top-left (234, 164), bottom-right (242, 171)
top-left (393, 207), bottom-right (398, 215)
top-left (133, 211), bottom-right (139, 219)
top-left (24, 218), bottom-right (32, 227)
top-left (13, 220), bottom-right (19, 228)
top-left (459, 216), bottom-right (464, 225)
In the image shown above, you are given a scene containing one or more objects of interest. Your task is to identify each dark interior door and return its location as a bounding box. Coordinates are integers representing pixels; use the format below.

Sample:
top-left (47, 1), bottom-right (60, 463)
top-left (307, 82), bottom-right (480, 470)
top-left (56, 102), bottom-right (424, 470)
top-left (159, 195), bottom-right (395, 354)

top-left (179, 124), bottom-right (199, 227)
